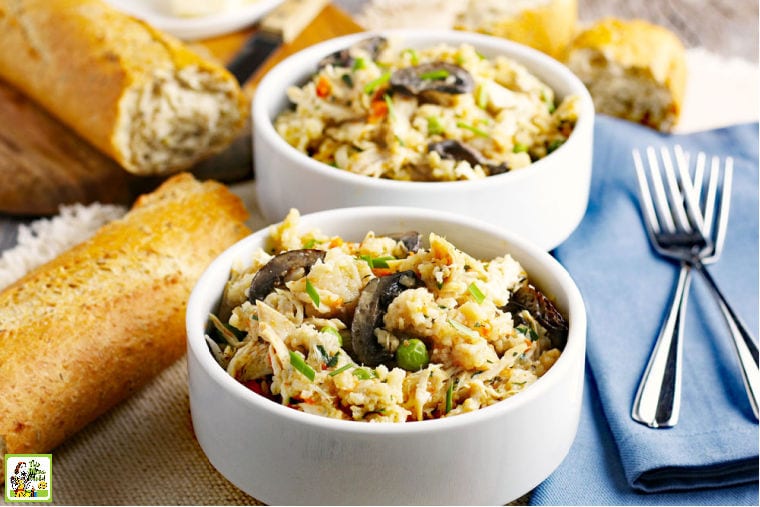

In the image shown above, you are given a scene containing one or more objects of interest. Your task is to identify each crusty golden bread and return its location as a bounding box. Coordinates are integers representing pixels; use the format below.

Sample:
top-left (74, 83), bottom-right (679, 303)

top-left (0, 0), bottom-right (248, 175)
top-left (454, 0), bottom-right (578, 61)
top-left (566, 18), bottom-right (687, 132)
top-left (0, 173), bottom-right (251, 455)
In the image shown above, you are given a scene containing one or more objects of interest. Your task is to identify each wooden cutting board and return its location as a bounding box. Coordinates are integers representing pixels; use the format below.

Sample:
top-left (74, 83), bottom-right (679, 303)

top-left (0, 3), bottom-right (363, 216)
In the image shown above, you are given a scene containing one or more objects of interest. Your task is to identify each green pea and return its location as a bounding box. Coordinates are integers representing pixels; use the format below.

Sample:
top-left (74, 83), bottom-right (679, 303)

top-left (396, 338), bottom-right (430, 371)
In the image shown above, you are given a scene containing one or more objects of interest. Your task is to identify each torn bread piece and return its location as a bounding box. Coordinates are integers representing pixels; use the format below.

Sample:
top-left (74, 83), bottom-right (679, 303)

top-left (566, 18), bottom-right (687, 132)
top-left (0, 0), bottom-right (248, 175)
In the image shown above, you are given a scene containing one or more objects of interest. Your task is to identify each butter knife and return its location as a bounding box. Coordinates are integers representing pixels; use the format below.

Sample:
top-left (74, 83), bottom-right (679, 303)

top-left (227, 0), bottom-right (329, 84)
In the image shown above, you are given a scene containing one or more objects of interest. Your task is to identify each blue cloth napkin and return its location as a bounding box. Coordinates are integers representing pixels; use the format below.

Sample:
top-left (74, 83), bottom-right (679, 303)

top-left (531, 116), bottom-right (759, 505)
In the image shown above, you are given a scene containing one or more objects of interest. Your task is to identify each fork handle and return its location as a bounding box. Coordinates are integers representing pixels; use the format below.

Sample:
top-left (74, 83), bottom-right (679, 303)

top-left (692, 261), bottom-right (760, 420)
top-left (632, 263), bottom-right (691, 428)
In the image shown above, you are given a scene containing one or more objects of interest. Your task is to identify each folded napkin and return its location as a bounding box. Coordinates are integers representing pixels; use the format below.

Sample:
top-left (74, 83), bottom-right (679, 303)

top-left (531, 116), bottom-right (759, 505)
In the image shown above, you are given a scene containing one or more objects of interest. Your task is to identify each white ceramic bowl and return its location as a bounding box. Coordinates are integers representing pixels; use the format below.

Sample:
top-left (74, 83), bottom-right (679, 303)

top-left (253, 30), bottom-right (594, 251)
top-left (187, 206), bottom-right (586, 505)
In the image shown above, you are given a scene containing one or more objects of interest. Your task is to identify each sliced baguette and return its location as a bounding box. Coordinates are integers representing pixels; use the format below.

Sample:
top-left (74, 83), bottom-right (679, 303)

top-left (567, 18), bottom-right (687, 132)
top-left (0, 0), bottom-right (248, 175)
top-left (0, 173), bottom-right (251, 455)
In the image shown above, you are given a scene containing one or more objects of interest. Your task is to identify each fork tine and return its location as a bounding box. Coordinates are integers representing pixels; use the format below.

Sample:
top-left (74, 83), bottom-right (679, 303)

top-left (675, 149), bottom-right (706, 234)
top-left (646, 147), bottom-right (677, 233)
top-left (661, 147), bottom-right (693, 232)
top-left (703, 155), bottom-right (721, 237)
top-left (633, 149), bottom-right (662, 235)
top-left (711, 157), bottom-right (733, 259)
top-left (692, 151), bottom-right (707, 205)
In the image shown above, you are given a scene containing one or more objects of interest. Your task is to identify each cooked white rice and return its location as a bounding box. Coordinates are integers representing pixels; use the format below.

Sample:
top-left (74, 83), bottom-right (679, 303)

top-left (275, 38), bottom-right (579, 181)
top-left (209, 209), bottom-right (566, 422)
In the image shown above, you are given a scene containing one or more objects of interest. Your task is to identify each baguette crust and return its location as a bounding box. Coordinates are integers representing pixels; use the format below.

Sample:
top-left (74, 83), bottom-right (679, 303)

top-left (455, 0), bottom-right (578, 60)
top-left (0, 0), bottom-right (248, 175)
top-left (567, 18), bottom-right (687, 132)
top-left (0, 173), bottom-right (251, 454)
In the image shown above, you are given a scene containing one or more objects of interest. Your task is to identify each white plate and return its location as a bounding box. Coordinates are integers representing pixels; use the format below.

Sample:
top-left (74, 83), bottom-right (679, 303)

top-left (104, 0), bottom-right (284, 40)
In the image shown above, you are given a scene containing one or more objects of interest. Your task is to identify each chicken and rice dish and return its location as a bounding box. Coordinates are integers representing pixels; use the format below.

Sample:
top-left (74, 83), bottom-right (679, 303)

top-left (274, 36), bottom-right (579, 181)
top-left (206, 210), bottom-right (568, 422)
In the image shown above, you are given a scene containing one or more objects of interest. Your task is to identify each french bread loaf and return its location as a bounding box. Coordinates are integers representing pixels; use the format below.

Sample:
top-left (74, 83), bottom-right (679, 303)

top-left (454, 0), bottom-right (578, 61)
top-left (0, 0), bottom-right (248, 175)
top-left (566, 18), bottom-right (687, 132)
top-left (0, 173), bottom-right (250, 456)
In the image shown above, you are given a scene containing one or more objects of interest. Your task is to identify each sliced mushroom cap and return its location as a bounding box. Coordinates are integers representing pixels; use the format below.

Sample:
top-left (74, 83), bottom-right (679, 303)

top-left (318, 36), bottom-right (388, 69)
top-left (351, 270), bottom-right (423, 366)
top-left (388, 231), bottom-right (422, 255)
top-left (248, 249), bottom-right (326, 303)
top-left (391, 62), bottom-right (474, 96)
top-left (502, 284), bottom-right (569, 350)
top-left (428, 140), bottom-right (509, 176)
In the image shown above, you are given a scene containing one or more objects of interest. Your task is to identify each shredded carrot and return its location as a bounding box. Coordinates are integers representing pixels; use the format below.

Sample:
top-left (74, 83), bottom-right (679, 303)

top-left (372, 267), bottom-right (394, 277)
top-left (316, 75), bottom-right (332, 98)
top-left (368, 99), bottom-right (388, 123)
top-left (328, 237), bottom-right (344, 248)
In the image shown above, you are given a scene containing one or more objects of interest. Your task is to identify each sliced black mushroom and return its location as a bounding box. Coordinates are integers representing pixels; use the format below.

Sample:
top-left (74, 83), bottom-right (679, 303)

top-left (351, 270), bottom-right (423, 366)
top-left (318, 36), bottom-right (388, 69)
top-left (388, 231), bottom-right (422, 255)
top-left (248, 249), bottom-right (326, 303)
top-left (428, 140), bottom-right (509, 176)
top-left (502, 284), bottom-right (569, 350)
top-left (391, 62), bottom-right (474, 96)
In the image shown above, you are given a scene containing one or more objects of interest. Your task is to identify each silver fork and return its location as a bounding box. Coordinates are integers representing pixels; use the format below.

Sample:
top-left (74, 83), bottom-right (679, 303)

top-left (631, 146), bottom-right (759, 428)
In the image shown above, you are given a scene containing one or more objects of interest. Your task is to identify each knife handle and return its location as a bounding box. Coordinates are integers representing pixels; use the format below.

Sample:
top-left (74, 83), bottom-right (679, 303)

top-left (261, 0), bottom-right (330, 43)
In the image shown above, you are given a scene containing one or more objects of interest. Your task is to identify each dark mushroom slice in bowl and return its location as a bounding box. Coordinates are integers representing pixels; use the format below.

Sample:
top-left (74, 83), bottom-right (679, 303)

top-left (428, 140), bottom-right (509, 176)
top-left (351, 270), bottom-right (424, 367)
top-left (388, 231), bottom-right (422, 255)
top-left (502, 283), bottom-right (569, 350)
top-left (248, 249), bottom-right (326, 303)
top-left (391, 61), bottom-right (474, 96)
top-left (317, 36), bottom-right (389, 69)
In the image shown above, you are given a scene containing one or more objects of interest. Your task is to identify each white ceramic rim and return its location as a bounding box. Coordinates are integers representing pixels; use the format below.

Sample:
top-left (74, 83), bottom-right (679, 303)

top-left (253, 29), bottom-right (594, 190)
top-left (187, 206), bottom-right (587, 436)
top-left (104, 0), bottom-right (284, 40)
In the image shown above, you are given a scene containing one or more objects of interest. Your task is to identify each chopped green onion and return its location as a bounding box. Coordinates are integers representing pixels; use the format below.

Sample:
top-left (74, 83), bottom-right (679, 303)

top-left (467, 282), bottom-right (486, 304)
top-left (547, 139), bottom-right (564, 153)
top-left (328, 363), bottom-right (353, 377)
top-left (341, 73), bottom-right (354, 87)
top-left (456, 121), bottom-right (489, 138)
top-left (352, 57), bottom-right (367, 71)
top-left (541, 92), bottom-right (556, 113)
top-left (420, 69), bottom-right (450, 80)
top-left (320, 326), bottom-right (343, 346)
top-left (513, 143), bottom-right (529, 153)
top-left (401, 48), bottom-right (419, 65)
top-left (289, 350), bottom-right (315, 381)
top-left (517, 324), bottom-right (539, 342)
top-left (476, 85), bottom-right (489, 109)
top-left (363, 71), bottom-right (391, 94)
top-left (302, 238), bottom-right (318, 248)
top-left (361, 254), bottom-right (395, 269)
top-left (448, 319), bottom-right (481, 340)
top-left (384, 94), bottom-right (395, 120)
top-left (353, 367), bottom-right (374, 380)
top-left (445, 381), bottom-right (454, 413)
top-left (305, 279), bottom-right (320, 307)
top-left (427, 116), bottom-right (444, 135)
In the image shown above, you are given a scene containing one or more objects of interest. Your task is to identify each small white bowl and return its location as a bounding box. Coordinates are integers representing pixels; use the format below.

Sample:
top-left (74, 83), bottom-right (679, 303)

top-left (187, 206), bottom-right (586, 505)
top-left (252, 30), bottom-right (594, 251)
